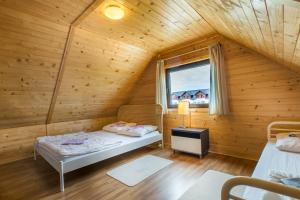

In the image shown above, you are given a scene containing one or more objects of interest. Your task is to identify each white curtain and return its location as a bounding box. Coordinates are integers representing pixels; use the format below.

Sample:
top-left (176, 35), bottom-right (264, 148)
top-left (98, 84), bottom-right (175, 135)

top-left (156, 59), bottom-right (168, 114)
top-left (209, 43), bottom-right (230, 115)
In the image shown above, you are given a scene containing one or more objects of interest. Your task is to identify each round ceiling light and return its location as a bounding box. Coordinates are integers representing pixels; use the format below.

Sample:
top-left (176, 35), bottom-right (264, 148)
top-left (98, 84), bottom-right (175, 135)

top-left (104, 5), bottom-right (124, 20)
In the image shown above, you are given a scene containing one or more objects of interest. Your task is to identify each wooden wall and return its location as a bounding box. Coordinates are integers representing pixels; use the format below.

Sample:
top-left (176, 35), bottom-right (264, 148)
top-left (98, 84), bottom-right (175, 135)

top-left (50, 28), bottom-right (153, 123)
top-left (0, 125), bottom-right (45, 165)
top-left (129, 59), bottom-right (157, 105)
top-left (0, 3), bottom-right (69, 128)
top-left (130, 34), bottom-right (300, 160)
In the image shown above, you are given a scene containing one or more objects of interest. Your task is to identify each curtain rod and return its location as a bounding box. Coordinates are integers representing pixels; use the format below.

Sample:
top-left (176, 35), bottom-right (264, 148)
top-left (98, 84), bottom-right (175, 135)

top-left (160, 46), bottom-right (208, 61)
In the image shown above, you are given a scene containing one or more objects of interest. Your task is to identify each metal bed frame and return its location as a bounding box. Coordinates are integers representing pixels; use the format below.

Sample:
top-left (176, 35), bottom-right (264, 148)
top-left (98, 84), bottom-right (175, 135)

top-left (221, 121), bottom-right (300, 200)
top-left (34, 104), bottom-right (163, 192)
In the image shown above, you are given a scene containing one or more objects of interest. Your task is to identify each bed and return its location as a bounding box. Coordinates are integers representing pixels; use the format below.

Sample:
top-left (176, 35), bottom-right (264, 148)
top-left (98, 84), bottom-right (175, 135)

top-left (242, 143), bottom-right (300, 199)
top-left (222, 121), bottom-right (300, 200)
top-left (34, 104), bottom-right (163, 192)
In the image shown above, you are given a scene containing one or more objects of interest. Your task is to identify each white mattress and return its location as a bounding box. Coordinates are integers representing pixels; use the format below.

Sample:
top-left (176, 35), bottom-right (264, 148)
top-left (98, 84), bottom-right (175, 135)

top-left (37, 130), bottom-right (162, 162)
top-left (37, 132), bottom-right (123, 157)
top-left (243, 142), bottom-right (300, 200)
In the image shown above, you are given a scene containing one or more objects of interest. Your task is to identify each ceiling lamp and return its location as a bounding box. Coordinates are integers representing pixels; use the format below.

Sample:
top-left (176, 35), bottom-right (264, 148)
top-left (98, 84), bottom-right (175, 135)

top-left (104, 5), bottom-right (124, 20)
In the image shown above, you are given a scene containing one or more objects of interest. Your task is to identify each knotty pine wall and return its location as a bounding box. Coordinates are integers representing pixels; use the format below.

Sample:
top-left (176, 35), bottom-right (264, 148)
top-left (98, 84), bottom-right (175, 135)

top-left (0, 4), bottom-right (69, 128)
top-left (50, 28), bottom-right (153, 123)
top-left (129, 35), bottom-right (300, 160)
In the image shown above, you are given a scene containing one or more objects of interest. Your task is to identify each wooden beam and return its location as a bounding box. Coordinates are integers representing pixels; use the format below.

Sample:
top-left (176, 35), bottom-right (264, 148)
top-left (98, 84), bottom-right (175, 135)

top-left (46, 0), bottom-right (105, 124)
top-left (72, 0), bottom-right (105, 26)
top-left (162, 46), bottom-right (208, 61)
top-left (46, 26), bottom-right (75, 124)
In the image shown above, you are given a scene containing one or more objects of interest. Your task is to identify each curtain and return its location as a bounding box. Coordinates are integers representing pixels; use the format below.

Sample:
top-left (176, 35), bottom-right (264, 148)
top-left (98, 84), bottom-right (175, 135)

top-left (156, 59), bottom-right (168, 114)
top-left (209, 43), bottom-right (230, 115)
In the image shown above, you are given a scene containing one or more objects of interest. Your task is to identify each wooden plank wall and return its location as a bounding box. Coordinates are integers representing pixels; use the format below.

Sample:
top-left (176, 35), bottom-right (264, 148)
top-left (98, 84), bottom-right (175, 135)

top-left (129, 34), bottom-right (300, 160)
top-left (47, 116), bottom-right (116, 136)
top-left (0, 125), bottom-right (45, 165)
top-left (50, 28), bottom-right (152, 123)
top-left (129, 59), bottom-right (157, 105)
top-left (0, 4), bottom-right (69, 128)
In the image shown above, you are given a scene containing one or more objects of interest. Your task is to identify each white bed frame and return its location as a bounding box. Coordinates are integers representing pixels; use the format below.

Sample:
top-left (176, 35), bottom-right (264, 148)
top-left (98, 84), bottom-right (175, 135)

top-left (221, 121), bottom-right (300, 200)
top-left (34, 104), bottom-right (163, 192)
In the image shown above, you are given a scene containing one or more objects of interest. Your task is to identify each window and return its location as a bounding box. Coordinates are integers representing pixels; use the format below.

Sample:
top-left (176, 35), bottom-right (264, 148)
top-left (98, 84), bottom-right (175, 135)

top-left (166, 59), bottom-right (210, 108)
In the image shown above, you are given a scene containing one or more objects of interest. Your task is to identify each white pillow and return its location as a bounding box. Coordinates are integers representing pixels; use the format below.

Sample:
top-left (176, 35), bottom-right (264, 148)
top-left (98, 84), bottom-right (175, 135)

top-left (116, 125), bottom-right (158, 137)
top-left (276, 133), bottom-right (300, 153)
top-left (102, 121), bottom-right (136, 133)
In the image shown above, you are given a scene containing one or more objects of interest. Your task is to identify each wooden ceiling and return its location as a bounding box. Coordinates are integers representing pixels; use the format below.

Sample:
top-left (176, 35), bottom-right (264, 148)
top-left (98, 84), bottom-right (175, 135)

top-left (79, 0), bottom-right (215, 52)
top-left (187, 0), bottom-right (300, 72)
top-left (0, 0), bottom-right (94, 25)
top-left (1, 0), bottom-right (300, 129)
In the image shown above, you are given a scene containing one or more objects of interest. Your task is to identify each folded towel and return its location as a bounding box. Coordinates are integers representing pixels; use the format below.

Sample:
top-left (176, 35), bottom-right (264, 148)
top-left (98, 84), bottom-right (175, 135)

top-left (268, 170), bottom-right (300, 183)
top-left (281, 178), bottom-right (300, 188)
top-left (263, 170), bottom-right (300, 200)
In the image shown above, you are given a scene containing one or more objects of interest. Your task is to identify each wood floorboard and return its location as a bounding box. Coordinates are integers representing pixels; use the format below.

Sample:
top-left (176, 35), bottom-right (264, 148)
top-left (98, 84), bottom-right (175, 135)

top-left (0, 147), bottom-right (256, 200)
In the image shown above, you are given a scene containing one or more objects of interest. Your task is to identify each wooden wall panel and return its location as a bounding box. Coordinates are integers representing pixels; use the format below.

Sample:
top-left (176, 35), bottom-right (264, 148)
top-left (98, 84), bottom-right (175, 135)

top-left (47, 116), bottom-right (116, 136)
top-left (0, 125), bottom-right (46, 165)
top-left (50, 28), bottom-right (153, 123)
top-left (0, 5), bottom-right (69, 128)
top-left (129, 60), bottom-right (157, 105)
top-left (129, 35), bottom-right (300, 160)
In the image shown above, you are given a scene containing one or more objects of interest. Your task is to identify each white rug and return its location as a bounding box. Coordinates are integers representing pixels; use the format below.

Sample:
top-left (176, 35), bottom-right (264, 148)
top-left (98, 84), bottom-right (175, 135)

top-left (179, 170), bottom-right (245, 200)
top-left (106, 155), bottom-right (173, 186)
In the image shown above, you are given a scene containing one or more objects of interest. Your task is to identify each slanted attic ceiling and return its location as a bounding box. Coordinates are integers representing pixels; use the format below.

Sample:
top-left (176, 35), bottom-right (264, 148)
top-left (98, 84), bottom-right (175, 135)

top-left (79, 0), bottom-right (215, 51)
top-left (0, 0), bottom-right (300, 129)
top-left (187, 0), bottom-right (300, 72)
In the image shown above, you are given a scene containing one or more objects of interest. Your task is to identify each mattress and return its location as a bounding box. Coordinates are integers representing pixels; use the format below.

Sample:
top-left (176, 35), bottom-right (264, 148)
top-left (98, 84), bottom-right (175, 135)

top-left (37, 132), bottom-right (123, 157)
top-left (37, 130), bottom-right (162, 162)
top-left (243, 142), bottom-right (300, 200)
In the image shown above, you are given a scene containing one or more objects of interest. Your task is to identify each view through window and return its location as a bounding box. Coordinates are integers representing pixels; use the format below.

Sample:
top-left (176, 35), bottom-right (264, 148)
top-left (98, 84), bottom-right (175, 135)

top-left (166, 60), bottom-right (210, 108)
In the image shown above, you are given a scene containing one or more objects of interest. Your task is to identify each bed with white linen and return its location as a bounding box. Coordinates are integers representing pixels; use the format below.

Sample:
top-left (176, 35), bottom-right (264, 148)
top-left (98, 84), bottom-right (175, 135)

top-left (242, 142), bottom-right (300, 199)
top-left (34, 104), bottom-right (163, 192)
top-left (222, 121), bottom-right (300, 200)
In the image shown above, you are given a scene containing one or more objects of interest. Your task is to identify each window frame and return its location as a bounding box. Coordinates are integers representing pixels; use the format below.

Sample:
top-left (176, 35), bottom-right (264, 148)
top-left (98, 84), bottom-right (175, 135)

top-left (166, 59), bottom-right (210, 108)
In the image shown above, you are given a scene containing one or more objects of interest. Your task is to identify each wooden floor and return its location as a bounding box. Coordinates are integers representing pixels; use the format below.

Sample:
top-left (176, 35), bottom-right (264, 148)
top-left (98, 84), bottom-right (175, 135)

top-left (0, 147), bottom-right (256, 200)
